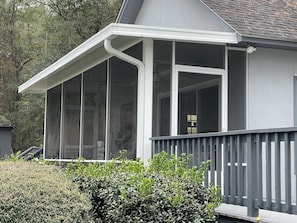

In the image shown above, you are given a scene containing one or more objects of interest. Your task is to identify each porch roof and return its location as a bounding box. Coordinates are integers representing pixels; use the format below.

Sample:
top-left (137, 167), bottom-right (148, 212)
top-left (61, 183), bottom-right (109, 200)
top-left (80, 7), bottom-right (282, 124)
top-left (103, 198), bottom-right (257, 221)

top-left (18, 23), bottom-right (238, 94)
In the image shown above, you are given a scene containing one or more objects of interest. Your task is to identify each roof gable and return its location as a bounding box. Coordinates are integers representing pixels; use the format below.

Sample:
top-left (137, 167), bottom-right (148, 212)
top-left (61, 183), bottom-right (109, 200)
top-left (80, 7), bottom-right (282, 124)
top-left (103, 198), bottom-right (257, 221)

top-left (202, 0), bottom-right (297, 42)
top-left (118, 0), bottom-right (234, 33)
top-left (118, 0), bottom-right (297, 43)
top-left (116, 0), bottom-right (144, 24)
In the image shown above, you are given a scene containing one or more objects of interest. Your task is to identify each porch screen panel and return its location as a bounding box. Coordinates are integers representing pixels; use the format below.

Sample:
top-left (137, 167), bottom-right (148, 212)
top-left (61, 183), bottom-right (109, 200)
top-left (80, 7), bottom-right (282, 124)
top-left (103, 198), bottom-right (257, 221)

top-left (228, 50), bottom-right (246, 130)
top-left (153, 41), bottom-right (172, 136)
top-left (45, 85), bottom-right (61, 159)
top-left (83, 62), bottom-right (107, 160)
top-left (109, 58), bottom-right (138, 159)
top-left (176, 42), bottom-right (225, 69)
top-left (63, 75), bottom-right (81, 159)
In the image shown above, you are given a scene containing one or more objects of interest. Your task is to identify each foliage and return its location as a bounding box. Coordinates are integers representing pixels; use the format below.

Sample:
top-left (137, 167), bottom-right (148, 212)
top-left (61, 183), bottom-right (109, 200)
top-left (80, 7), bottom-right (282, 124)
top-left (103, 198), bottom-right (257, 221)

top-left (0, 0), bottom-right (122, 151)
top-left (0, 161), bottom-right (93, 223)
top-left (67, 151), bottom-right (221, 223)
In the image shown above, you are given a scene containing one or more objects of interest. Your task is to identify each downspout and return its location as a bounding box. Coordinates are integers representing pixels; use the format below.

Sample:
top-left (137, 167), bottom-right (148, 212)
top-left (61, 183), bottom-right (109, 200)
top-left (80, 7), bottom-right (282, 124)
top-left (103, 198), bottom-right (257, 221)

top-left (104, 38), bottom-right (145, 160)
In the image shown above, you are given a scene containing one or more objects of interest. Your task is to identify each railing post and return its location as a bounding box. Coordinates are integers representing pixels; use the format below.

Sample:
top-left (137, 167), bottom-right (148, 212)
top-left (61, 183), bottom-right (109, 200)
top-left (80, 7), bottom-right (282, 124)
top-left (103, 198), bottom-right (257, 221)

top-left (247, 134), bottom-right (259, 217)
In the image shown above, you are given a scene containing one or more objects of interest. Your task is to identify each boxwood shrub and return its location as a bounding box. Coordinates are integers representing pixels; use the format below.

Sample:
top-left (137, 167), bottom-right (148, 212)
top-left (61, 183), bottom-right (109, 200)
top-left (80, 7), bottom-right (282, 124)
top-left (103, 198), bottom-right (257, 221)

top-left (67, 152), bottom-right (221, 223)
top-left (0, 161), bottom-right (93, 223)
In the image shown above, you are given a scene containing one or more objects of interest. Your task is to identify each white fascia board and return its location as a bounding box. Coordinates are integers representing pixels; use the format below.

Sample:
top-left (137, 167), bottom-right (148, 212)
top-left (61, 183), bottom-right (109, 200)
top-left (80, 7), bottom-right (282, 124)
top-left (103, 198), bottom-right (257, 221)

top-left (18, 24), bottom-right (114, 94)
top-left (19, 23), bottom-right (238, 94)
top-left (111, 23), bottom-right (238, 44)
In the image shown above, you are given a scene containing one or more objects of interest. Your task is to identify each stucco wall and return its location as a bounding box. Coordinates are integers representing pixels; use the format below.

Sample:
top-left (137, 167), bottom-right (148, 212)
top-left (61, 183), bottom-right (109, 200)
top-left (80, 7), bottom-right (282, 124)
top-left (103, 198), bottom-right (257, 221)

top-left (134, 0), bottom-right (233, 32)
top-left (247, 48), bottom-right (296, 129)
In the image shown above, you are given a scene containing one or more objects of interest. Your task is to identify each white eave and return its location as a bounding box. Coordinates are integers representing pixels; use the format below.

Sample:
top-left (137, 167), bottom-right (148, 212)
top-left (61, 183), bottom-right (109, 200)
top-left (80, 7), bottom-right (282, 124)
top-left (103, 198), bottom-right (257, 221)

top-left (18, 23), bottom-right (238, 94)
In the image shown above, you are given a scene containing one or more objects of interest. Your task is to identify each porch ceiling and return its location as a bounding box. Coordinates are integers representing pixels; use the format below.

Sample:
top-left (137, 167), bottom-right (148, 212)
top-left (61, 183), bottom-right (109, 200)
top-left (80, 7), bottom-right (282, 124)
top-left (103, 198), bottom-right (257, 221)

top-left (19, 23), bottom-right (238, 94)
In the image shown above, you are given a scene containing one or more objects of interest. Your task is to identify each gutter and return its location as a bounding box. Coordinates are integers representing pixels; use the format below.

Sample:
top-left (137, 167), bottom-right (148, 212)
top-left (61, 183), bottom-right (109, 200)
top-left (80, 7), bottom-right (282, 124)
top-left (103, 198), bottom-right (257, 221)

top-left (104, 38), bottom-right (145, 159)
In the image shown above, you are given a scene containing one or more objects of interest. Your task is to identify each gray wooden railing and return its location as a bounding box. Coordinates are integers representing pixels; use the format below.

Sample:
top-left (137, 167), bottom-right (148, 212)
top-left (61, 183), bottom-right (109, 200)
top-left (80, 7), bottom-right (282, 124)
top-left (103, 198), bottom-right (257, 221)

top-left (151, 127), bottom-right (297, 217)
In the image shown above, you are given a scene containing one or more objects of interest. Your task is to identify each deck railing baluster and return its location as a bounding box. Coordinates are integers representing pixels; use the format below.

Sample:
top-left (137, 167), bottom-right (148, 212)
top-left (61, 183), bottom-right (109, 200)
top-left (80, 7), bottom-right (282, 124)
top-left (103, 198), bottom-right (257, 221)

top-left (256, 133), bottom-right (263, 209)
top-left (230, 136), bottom-right (236, 204)
top-left (203, 137), bottom-right (209, 187)
top-left (284, 132), bottom-right (292, 213)
top-left (223, 135), bottom-right (229, 203)
top-left (237, 135), bottom-right (243, 205)
top-left (216, 137), bottom-right (222, 193)
top-left (150, 127), bottom-right (297, 216)
top-left (247, 134), bottom-right (259, 217)
top-left (274, 133), bottom-right (281, 212)
top-left (210, 137), bottom-right (215, 185)
top-left (265, 133), bottom-right (272, 210)
top-left (197, 137), bottom-right (202, 168)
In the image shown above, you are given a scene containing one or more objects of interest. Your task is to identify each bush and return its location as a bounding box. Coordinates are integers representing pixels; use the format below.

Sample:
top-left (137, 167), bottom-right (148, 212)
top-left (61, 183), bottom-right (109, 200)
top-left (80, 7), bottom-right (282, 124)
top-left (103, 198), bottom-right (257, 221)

top-left (67, 152), bottom-right (221, 223)
top-left (0, 161), bottom-right (93, 223)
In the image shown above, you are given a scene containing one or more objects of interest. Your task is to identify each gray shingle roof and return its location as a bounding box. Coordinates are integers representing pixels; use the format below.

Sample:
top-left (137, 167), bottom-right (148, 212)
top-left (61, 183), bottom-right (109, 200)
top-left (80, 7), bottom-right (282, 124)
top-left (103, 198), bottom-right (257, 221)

top-left (202, 0), bottom-right (297, 42)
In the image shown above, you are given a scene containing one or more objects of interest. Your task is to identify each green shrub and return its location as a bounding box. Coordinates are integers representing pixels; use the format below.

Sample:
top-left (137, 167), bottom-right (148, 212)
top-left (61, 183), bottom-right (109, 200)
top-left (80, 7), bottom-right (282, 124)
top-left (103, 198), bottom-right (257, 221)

top-left (0, 161), bottom-right (93, 223)
top-left (67, 152), bottom-right (221, 223)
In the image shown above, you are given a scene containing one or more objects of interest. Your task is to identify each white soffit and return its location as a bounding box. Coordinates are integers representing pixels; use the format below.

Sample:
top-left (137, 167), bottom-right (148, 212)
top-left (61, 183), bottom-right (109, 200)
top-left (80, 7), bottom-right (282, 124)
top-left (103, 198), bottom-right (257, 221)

top-left (19, 23), bottom-right (238, 94)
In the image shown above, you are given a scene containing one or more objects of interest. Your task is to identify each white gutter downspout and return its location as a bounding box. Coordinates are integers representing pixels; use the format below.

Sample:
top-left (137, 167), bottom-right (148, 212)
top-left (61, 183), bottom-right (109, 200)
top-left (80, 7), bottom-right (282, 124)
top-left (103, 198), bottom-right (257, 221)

top-left (104, 38), bottom-right (145, 160)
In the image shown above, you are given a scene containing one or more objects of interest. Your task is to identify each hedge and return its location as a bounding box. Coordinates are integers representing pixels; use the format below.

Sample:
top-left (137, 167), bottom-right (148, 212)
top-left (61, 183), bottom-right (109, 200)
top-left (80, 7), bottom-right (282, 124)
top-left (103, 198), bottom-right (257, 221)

top-left (67, 152), bottom-right (221, 223)
top-left (0, 161), bottom-right (93, 223)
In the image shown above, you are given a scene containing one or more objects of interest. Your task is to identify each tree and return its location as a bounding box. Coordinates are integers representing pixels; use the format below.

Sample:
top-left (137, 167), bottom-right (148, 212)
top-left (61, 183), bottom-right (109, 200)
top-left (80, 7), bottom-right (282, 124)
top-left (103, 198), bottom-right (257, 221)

top-left (0, 0), bottom-right (122, 151)
top-left (0, 0), bottom-right (49, 150)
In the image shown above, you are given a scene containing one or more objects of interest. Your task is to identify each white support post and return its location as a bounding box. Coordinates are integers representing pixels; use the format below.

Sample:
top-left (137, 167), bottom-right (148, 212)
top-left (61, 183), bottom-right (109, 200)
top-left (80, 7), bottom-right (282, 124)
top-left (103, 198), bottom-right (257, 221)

top-left (142, 38), bottom-right (154, 162)
top-left (222, 47), bottom-right (228, 132)
top-left (171, 42), bottom-right (178, 136)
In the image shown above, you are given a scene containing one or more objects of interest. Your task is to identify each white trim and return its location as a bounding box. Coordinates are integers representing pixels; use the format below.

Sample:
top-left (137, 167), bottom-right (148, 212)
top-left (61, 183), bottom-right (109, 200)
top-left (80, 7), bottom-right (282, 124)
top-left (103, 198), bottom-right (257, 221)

top-left (246, 52), bottom-right (250, 129)
top-left (116, 0), bottom-right (128, 22)
top-left (142, 38), bottom-right (154, 162)
top-left (222, 47), bottom-right (228, 132)
top-left (109, 24), bottom-right (238, 44)
top-left (171, 42), bottom-right (178, 136)
top-left (175, 64), bottom-right (225, 76)
top-left (105, 61), bottom-right (110, 160)
top-left (178, 79), bottom-right (220, 94)
top-left (19, 23), bottom-right (238, 94)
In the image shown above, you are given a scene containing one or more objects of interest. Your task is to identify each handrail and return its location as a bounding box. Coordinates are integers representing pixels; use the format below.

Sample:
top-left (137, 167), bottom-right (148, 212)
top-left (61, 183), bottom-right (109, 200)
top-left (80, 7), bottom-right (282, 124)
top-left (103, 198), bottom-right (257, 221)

top-left (151, 127), bottom-right (297, 140)
top-left (151, 128), bottom-right (297, 217)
